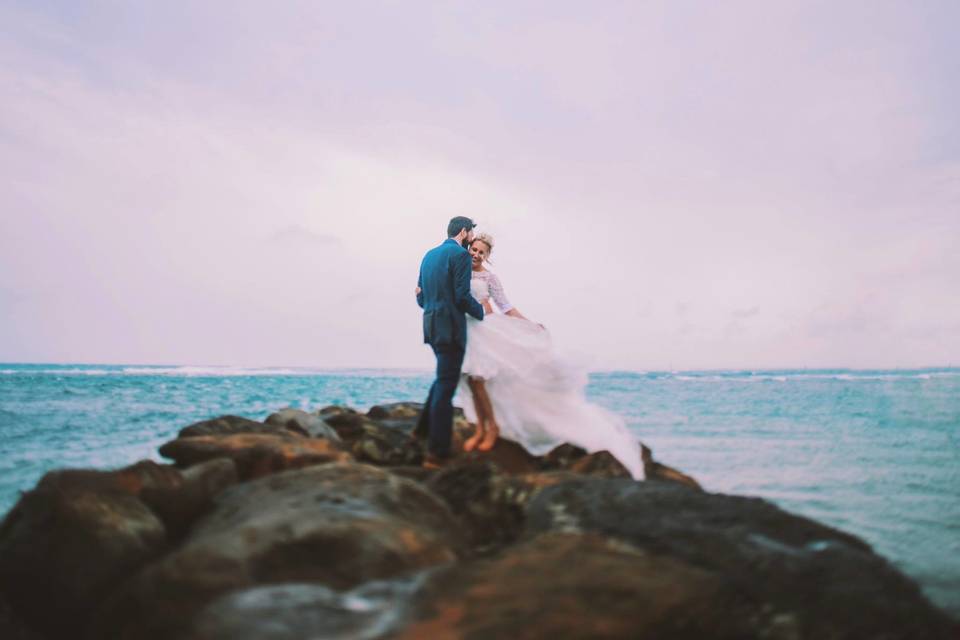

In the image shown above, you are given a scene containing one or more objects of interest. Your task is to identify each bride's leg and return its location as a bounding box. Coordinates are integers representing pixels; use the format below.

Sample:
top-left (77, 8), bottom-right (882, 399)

top-left (473, 380), bottom-right (500, 451)
top-left (464, 376), bottom-right (487, 452)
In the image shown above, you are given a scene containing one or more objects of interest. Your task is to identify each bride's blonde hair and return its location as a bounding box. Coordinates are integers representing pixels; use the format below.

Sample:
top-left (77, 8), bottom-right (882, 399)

top-left (470, 233), bottom-right (495, 264)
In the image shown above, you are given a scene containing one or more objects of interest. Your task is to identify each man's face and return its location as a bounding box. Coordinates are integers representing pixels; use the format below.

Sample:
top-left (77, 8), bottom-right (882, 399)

top-left (462, 228), bottom-right (475, 248)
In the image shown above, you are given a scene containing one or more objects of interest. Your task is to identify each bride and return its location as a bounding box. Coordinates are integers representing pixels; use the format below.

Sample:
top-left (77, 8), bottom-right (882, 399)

top-left (454, 233), bottom-right (645, 480)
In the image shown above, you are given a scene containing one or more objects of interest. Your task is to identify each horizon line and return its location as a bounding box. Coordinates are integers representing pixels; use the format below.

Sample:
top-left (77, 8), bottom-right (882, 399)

top-left (1, 361), bottom-right (958, 374)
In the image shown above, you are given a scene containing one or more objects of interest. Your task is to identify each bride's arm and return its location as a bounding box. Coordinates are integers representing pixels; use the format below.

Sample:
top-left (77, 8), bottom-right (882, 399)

top-left (489, 273), bottom-right (540, 325)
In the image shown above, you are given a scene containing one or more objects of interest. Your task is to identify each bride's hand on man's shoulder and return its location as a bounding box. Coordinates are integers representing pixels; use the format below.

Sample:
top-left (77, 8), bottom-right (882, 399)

top-left (415, 287), bottom-right (422, 295)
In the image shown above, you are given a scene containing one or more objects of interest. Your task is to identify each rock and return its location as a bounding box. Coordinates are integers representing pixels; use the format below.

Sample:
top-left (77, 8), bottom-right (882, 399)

top-left (178, 415), bottom-right (301, 439)
top-left (540, 443), bottom-right (588, 469)
top-left (159, 433), bottom-right (351, 480)
top-left (140, 458), bottom-right (239, 540)
top-left (567, 450), bottom-right (632, 478)
top-left (394, 532), bottom-right (761, 639)
top-left (0, 594), bottom-right (42, 640)
top-left (323, 410), bottom-right (375, 440)
top-left (642, 444), bottom-right (702, 489)
top-left (265, 408), bottom-right (341, 441)
top-left (95, 463), bottom-right (463, 640)
top-left (187, 576), bottom-right (424, 640)
top-left (0, 478), bottom-right (167, 638)
top-left (315, 405), bottom-right (358, 418)
top-left (426, 461), bottom-right (526, 551)
top-left (34, 458), bottom-right (238, 542)
top-left (525, 478), bottom-right (956, 639)
top-left (454, 438), bottom-right (541, 474)
top-left (425, 461), bottom-right (586, 552)
top-left (324, 413), bottom-right (423, 466)
top-left (538, 444), bottom-right (632, 478)
top-left (352, 424), bottom-right (423, 466)
top-left (366, 402), bottom-right (424, 420)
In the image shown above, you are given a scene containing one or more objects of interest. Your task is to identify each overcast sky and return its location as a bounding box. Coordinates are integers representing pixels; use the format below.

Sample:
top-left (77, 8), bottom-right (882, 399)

top-left (1, 1), bottom-right (957, 370)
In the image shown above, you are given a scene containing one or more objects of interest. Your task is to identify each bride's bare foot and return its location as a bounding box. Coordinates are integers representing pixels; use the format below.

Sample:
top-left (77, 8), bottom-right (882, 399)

top-left (477, 419), bottom-right (500, 451)
top-left (462, 424), bottom-right (484, 452)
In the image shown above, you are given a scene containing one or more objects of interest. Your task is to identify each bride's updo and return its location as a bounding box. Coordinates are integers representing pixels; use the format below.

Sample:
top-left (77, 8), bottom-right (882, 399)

top-left (471, 232), bottom-right (495, 254)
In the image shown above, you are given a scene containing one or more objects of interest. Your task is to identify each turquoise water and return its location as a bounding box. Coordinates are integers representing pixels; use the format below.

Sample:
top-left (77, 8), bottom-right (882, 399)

top-left (1, 363), bottom-right (958, 617)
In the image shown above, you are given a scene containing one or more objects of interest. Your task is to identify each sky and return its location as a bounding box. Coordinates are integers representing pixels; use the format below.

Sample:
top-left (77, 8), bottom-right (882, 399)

top-left (1, 1), bottom-right (957, 370)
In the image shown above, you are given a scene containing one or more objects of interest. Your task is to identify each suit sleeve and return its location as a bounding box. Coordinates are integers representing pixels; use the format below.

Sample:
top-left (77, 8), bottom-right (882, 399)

top-left (453, 251), bottom-right (484, 321)
top-left (416, 269), bottom-right (424, 309)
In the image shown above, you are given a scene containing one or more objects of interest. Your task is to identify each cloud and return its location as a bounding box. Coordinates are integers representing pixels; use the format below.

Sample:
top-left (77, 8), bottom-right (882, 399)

top-left (267, 226), bottom-right (342, 249)
top-left (0, 1), bottom-right (957, 369)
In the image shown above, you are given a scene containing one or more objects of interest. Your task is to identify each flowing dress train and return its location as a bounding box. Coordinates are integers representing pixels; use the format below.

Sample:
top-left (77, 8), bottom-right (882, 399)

top-left (454, 270), bottom-right (645, 479)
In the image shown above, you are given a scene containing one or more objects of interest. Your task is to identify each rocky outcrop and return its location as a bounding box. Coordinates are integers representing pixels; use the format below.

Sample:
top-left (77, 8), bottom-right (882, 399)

top-left (525, 478), bottom-right (954, 639)
top-left (93, 464), bottom-right (463, 640)
top-left (0, 470), bottom-right (167, 638)
top-left (0, 402), bottom-right (954, 640)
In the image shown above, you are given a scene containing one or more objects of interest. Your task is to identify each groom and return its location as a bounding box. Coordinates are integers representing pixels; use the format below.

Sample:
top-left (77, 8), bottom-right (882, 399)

top-left (414, 216), bottom-right (485, 466)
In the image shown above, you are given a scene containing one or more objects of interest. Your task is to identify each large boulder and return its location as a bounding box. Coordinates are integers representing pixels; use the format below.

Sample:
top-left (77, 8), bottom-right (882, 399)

top-left (0, 474), bottom-right (167, 638)
top-left (178, 414), bottom-right (301, 438)
top-left (95, 463), bottom-right (464, 640)
top-left (265, 408), bottom-right (341, 441)
top-left (393, 532), bottom-right (762, 639)
top-left (158, 433), bottom-right (351, 480)
top-left (525, 478), bottom-right (956, 639)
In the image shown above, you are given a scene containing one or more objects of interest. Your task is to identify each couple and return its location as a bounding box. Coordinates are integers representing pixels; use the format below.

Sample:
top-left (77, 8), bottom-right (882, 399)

top-left (414, 216), bottom-right (644, 479)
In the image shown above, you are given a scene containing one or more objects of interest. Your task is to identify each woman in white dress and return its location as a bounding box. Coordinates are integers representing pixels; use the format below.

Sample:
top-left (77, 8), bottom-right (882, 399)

top-left (455, 233), bottom-right (645, 480)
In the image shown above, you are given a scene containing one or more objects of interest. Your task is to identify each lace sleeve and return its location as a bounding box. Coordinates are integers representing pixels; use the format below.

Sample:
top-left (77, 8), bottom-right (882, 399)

top-left (487, 272), bottom-right (513, 313)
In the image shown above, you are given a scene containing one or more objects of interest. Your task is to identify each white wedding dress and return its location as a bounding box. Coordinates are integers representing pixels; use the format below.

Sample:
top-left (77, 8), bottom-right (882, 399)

top-left (454, 270), bottom-right (645, 479)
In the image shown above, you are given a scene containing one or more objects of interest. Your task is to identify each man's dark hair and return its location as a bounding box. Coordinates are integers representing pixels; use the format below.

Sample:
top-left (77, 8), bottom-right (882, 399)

top-left (447, 216), bottom-right (476, 238)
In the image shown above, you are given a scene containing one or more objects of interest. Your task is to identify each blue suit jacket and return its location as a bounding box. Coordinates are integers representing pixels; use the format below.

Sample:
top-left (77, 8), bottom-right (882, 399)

top-left (417, 239), bottom-right (484, 348)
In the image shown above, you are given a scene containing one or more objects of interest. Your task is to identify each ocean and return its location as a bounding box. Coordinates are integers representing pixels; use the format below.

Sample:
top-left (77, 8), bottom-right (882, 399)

top-left (0, 363), bottom-right (957, 618)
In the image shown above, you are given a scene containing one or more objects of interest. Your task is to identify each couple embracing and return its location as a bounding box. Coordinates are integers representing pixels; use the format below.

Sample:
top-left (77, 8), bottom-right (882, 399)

top-left (414, 216), bottom-right (644, 479)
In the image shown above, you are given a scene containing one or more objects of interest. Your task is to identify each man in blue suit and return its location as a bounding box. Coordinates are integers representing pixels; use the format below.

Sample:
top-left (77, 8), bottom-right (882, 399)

top-left (415, 216), bottom-right (485, 465)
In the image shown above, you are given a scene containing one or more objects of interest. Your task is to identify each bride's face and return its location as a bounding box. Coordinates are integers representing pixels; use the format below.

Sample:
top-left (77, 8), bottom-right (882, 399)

top-left (469, 241), bottom-right (490, 267)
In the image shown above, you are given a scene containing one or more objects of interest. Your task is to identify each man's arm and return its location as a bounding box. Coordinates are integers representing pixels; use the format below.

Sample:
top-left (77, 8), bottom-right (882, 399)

top-left (453, 251), bottom-right (484, 321)
top-left (416, 270), bottom-right (425, 309)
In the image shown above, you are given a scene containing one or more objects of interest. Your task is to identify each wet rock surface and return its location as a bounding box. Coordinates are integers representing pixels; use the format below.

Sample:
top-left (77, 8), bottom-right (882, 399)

top-left (0, 401), bottom-right (954, 640)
